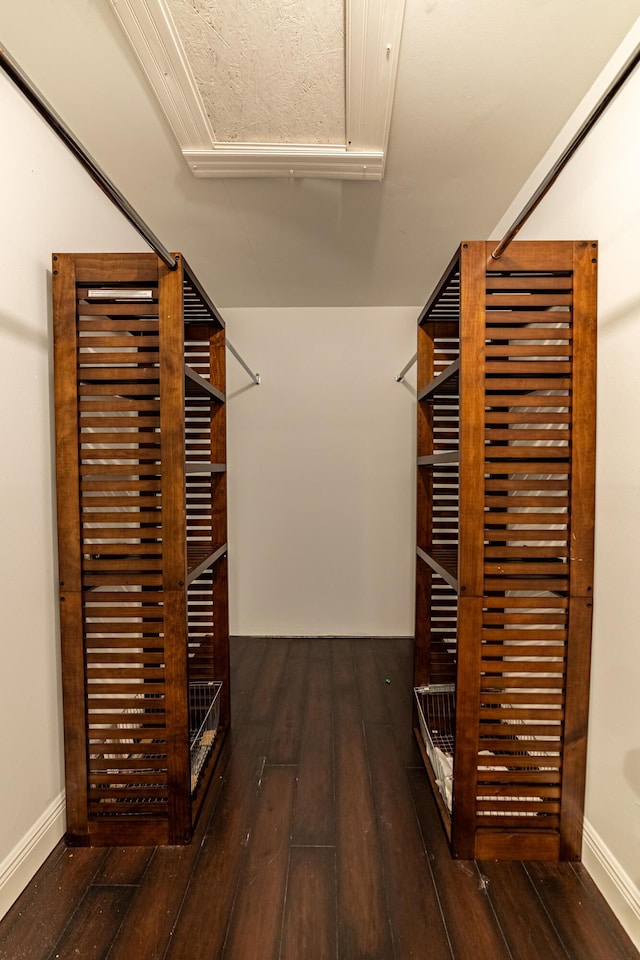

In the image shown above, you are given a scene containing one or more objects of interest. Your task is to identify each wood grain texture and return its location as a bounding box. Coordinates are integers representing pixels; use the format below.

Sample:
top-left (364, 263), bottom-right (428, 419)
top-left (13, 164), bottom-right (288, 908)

top-left (291, 640), bottom-right (335, 846)
top-left (164, 725), bottom-right (270, 960)
top-left (479, 860), bottom-right (569, 960)
top-left (332, 640), bottom-right (394, 959)
top-left (267, 638), bottom-right (310, 764)
top-left (366, 725), bottom-right (452, 958)
top-left (457, 240), bottom-right (485, 597)
top-left (47, 885), bottom-right (133, 959)
top-left (53, 252), bottom-right (229, 846)
top-left (0, 846), bottom-right (107, 960)
top-left (409, 769), bottom-right (512, 960)
top-left (280, 847), bottom-right (337, 960)
top-left (414, 240), bottom-right (597, 861)
top-left (221, 765), bottom-right (297, 960)
top-left (106, 743), bottom-right (229, 960)
top-left (0, 639), bottom-right (636, 960)
top-left (526, 861), bottom-right (640, 960)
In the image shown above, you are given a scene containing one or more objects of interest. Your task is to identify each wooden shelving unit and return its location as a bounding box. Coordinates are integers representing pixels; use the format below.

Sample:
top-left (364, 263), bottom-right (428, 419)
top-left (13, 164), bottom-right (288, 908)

top-left (414, 240), bottom-right (597, 861)
top-left (53, 252), bottom-right (229, 846)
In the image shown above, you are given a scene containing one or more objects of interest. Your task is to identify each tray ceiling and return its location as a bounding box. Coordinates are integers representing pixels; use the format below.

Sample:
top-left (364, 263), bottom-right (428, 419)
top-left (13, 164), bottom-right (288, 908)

top-left (109, 0), bottom-right (406, 179)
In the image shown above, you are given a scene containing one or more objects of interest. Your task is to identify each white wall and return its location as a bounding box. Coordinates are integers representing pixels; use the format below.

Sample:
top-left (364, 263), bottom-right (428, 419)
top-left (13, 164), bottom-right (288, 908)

top-left (0, 62), bottom-right (418, 922)
top-left (0, 71), bottom-right (146, 920)
top-left (491, 23), bottom-right (640, 947)
top-left (224, 306), bottom-right (417, 637)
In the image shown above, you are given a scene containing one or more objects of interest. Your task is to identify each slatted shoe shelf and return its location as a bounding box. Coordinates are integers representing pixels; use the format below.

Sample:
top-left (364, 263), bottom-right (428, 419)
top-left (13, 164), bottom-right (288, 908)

top-left (53, 252), bottom-right (229, 845)
top-left (414, 240), bottom-right (597, 860)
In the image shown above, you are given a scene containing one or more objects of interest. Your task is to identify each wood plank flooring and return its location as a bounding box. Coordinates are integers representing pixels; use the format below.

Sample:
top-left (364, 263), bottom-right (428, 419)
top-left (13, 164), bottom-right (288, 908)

top-left (0, 637), bottom-right (637, 960)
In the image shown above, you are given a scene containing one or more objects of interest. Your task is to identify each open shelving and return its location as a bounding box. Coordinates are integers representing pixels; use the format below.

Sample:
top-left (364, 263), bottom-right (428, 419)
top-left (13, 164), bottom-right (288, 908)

top-left (53, 252), bottom-right (229, 845)
top-left (414, 240), bottom-right (597, 860)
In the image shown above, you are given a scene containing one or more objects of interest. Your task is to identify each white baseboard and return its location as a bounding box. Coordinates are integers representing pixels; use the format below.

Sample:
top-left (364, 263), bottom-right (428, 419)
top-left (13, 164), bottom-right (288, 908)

top-left (583, 818), bottom-right (640, 952)
top-left (0, 792), bottom-right (66, 922)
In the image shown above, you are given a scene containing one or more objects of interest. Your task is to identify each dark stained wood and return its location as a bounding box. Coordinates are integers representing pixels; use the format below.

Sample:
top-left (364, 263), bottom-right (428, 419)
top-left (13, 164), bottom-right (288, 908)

top-left (243, 638), bottom-right (290, 725)
top-left (457, 241), bottom-right (486, 598)
top-left (161, 588), bottom-right (190, 845)
top-left (526, 861), bottom-right (640, 960)
top-left (52, 252), bottom-right (229, 846)
top-left (484, 239), bottom-right (575, 271)
top-left (451, 597), bottom-right (482, 859)
top-left (332, 640), bottom-right (395, 959)
top-left (57, 591), bottom-right (90, 843)
top-left (106, 844), bottom-right (206, 960)
top-left (479, 860), bottom-right (569, 960)
top-left (409, 769), bottom-right (512, 960)
top-left (414, 240), bottom-right (597, 861)
top-left (280, 847), bottom-right (337, 960)
top-left (267, 638), bottom-right (310, 765)
top-left (113, 728), bottom-right (249, 960)
top-left (0, 846), bottom-right (107, 960)
top-left (158, 255), bottom-right (188, 594)
top-left (162, 724), bottom-right (269, 960)
top-left (371, 637), bottom-right (421, 767)
top-left (72, 252), bottom-right (159, 284)
top-left (568, 240), bottom-right (597, 587)
top-left (0, 639), bottom-right (636, 960)
top-left (92, 846), bottom-right (153, 886)
top-left (47, 886), bottom-right (133, 959)
top-left (560, 596), bottom-right (595, 860)
top-left (291, 639), bottom-right (335, 846)
top-left (221, 766), bottom-right (297, 960)
top-left (353, 638), bottom-right (389, 724)
top-left (366, 725), bottom-right (452, 958)
top-left (52, 255), bottom-right (90, 843)
top-left (231, 637), bottom-right (269, 724)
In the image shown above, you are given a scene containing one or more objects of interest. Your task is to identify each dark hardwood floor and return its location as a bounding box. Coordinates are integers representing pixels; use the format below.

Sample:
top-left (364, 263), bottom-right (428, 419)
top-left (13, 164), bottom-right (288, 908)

top-left (0, 637), bottom-right (637, 960)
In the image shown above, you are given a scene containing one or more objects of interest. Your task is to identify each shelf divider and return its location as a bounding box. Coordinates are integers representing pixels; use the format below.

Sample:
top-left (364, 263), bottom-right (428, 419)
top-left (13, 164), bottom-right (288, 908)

top-left (417, 356), bottom-right (460, 401)
top-left (184, 364), bottom-right (225, 402)
top-left (187, 542), bottom-right (227, 584)
top-left (416, 546), bottom-right (459, 590)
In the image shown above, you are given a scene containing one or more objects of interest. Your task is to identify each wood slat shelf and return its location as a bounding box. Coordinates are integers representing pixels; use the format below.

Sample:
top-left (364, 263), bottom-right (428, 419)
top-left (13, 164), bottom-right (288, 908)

top-left (185, 364), bottom-right (225, 402)
top-left (417, 451), bottom-right (459, 466)
top-left (416, 546), bottom-right (458, 591)
top-left (53, 252), bottom-right (230, 848)
top-left (185, 462), bottom-right (226, 474)
top-left (414, 240), bottom-right (597, 862)
top-left (187, 542), bottom-right (227, 584)
top-left (417, 357), bottom-right (460, 401)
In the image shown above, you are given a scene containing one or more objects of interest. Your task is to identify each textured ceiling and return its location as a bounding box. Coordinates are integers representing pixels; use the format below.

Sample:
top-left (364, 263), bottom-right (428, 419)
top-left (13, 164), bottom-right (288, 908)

top-left (2, 1), bottom-right (639, 307)
top-left (167, 0), bottom-right (345, 144)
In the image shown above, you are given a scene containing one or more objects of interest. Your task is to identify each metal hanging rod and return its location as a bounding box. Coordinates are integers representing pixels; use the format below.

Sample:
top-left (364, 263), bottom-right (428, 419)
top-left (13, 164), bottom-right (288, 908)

top-left (226, 340), bottom-right (260, 384)
top-left (492, 42), bottom-right (640, 260)
top-left (0, 45), bottom-right (177, 271)
top-left (396, 352), bottom-right (417, 382)
top-left (1, 45), bottom-right (261, 385)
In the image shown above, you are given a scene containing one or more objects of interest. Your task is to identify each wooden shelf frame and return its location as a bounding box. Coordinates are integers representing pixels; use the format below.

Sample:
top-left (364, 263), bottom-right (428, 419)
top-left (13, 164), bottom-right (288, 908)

top-left (414, 240), bottom-right (597, 861)
top-left (53, 252), bottom-right (230, 847)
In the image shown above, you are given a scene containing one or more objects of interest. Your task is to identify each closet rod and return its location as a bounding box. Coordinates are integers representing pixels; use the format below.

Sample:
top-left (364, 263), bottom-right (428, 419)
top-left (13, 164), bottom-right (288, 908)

top-left (492, 42), bottom-right (640, 259)
top-left (0, 45), bottom-right (177, 271)
top-left (395, 352), bottom-right (417, 382)
top-left (1, 44), bottom-right (261, 385)
top-left (226, 340), bottom-right (261, 384)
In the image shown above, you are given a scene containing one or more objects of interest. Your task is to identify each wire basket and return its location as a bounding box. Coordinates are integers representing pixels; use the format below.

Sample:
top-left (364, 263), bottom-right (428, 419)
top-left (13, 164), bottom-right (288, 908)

top-left (415, 684), bottom-right (455, 813)
top-left (189, 680), bottom-right (222, 792)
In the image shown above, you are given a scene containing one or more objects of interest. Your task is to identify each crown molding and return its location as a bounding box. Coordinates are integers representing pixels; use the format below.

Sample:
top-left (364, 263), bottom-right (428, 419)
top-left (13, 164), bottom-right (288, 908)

top-left (184, 145), bottom-right (384, 180)
top-left (110, 0), bottom-right (405, 180)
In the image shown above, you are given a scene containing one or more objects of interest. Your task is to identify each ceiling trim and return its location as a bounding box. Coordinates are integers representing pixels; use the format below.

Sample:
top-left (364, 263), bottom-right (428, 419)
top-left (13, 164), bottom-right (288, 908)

top-left (185, 145), bottom-right (385, 180)
top-left (109, 0), bottom-right (405, 180)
